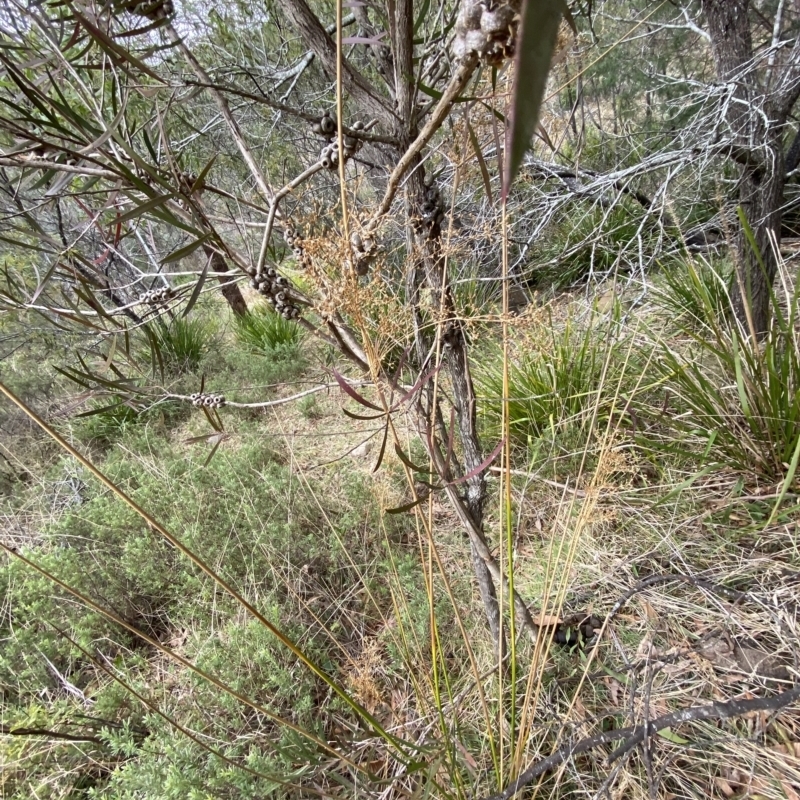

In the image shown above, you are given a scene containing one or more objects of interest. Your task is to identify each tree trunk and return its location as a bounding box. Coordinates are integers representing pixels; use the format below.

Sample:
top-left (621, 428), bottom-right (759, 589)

top-left (279, 0), bottom-right (506, 650)
top-left (204, 247), bottom-right (249, 317)
top-left (701, 0), bottom-right (786, 333)
top-left (731, 134), bottom-right (785, 333)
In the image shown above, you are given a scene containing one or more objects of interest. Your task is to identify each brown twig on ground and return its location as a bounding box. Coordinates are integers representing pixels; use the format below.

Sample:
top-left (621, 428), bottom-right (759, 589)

top-left (481, 685), bottom-right (800, 800)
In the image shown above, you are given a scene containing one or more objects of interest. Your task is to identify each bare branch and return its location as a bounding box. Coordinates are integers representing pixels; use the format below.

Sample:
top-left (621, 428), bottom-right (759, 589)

top-left (482, 686), bottom-right (800, 800)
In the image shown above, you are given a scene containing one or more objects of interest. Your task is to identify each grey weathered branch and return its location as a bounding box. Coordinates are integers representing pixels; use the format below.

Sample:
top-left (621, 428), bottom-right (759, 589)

top-left (182, 80), bottom-right (399, 145)
top-left (166, 25), bottom-right (275, 204)
top-left (367, 54), bottom-right (480, 230)
top-left (481, 686), bottom-right (800, 800)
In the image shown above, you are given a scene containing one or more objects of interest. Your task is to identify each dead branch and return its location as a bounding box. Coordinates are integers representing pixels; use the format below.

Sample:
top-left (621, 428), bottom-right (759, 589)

top-left (481, 685), bottom-right (800, 800)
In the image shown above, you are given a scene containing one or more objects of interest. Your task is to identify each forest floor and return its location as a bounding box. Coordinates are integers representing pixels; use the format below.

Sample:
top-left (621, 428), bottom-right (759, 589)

top-left (2, 272), bottom-right (800, 799)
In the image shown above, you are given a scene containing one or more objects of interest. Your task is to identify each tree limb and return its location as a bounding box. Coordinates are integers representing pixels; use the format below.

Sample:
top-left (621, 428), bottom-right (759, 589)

top-left (481, 685), bottom-right (800, 800)
top-left (278, 0), bottom-right (397, 128)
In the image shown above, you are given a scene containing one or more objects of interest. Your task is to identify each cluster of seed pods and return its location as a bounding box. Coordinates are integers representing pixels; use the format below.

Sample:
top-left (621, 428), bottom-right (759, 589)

top-left (349, 231), bottom-right (378, 276)
top-left (283, 226), bottom-right (311, 269)
top-left (190, 392), bottom-right (226, 408)
top-left (250, 269), bottom-right (302, 319)
top-left (416, 177), bottom-right (445, 240)
top-left (139, 286), bottom-right (174, 306)
top-left (442, 320), bottom-right (463, 350)
top-left (452, 0), bottom-right (521, 65)
top-left (126, 0), bottom-right (174, 20)
top-left (312, 113), bottom-right (366, 170)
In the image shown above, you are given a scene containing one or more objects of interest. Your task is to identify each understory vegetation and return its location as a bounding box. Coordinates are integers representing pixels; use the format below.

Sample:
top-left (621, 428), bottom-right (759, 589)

top-left (2, 1), bottom-right (800, 799)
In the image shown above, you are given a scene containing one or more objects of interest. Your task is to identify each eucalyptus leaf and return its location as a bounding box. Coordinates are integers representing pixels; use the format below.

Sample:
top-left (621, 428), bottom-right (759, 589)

top-left (503, 0), bottom-right (566, 197)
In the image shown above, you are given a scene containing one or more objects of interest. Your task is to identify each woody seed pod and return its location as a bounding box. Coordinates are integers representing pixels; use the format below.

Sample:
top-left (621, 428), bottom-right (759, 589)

top-left (456, 1), bottom-right (482, 31)
top-left (320, 112), bottom-right (336, 134)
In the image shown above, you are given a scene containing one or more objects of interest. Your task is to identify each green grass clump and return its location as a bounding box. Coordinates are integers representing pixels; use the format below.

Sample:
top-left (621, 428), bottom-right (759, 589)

top-left (477, 307), bottom-right (628, 455)
top-left (652, 268), bottom-right (800, 478)
top-left (149, 317), bottom-right (213, 374)
top-left (656, 258), bottom-right (733, 329)
top-left (233, 306), bottom-right (302, 355)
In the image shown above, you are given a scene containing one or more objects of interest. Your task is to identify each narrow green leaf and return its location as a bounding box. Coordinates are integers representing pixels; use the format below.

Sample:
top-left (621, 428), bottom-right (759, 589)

top-left (732, 335), bottom-right (752, 419)
top-left (163, 233), bottom-right (212, 265)
top-left (71, 11), bottom-right (167, 83)
top-left (116, 192), bottom-right (175, 225)
top-left (191, 154), bottom-right (217, 193)
top-left (413, 0), bottom-right (430, 33)
top-left (371, 423), bottom-right (389, 473)
top-left (656, 727), bottom-right (690, 745)
top-left (385, 496), bottom-right (428, 515)
top-left (393, 443), bottom-right (431, 475)
top-left (75, 401), bottom-right (136, 419)
top-left (503, 0), bottom-right (566, 197)
top-left (181, 255), bottom-right (210, 318)
top-left (202, 438), bottom-right (223, 467)
top-left (416, 82), bottom-right (478, 103)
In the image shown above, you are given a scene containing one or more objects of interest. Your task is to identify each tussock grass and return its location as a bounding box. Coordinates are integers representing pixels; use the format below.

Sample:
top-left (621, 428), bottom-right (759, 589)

top-left (233, 305), bottom-right (303, 355)
top-left (149, 317), bottom-right (214, 374)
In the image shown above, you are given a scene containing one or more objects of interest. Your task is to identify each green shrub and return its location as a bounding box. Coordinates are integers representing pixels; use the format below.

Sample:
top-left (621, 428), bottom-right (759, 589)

top-left (0, 420), bottom-right (410, 798)
top-left (73, 397), bottom-right (187, 448)
top-left (233, 306), bottom-right (302, 355)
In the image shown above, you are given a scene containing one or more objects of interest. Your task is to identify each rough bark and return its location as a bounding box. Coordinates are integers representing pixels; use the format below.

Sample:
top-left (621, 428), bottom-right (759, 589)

top-left (278, 0), bottom-right (396, 129)
top-left (204, 247), bottom-right (249, 317)
top-left (701, 0), bottom-right (797, 332)
top-left (396, 0), bottom-right (504, 650)
top-left (786, 128), bottom-right (800, 174)
top-left (280, 0), bottom-right (507, 650)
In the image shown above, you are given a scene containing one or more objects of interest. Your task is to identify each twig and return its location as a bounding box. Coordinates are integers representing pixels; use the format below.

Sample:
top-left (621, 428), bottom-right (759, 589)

top-left (256, 161), bottom-right (324, 276)
top-left (605, 572), bottom-right (750, 628)
top-left (0, 723), bottom-right (104, 745)
top-left (488, 465), bottom-right (587, 496)
top-left (480, 685), bottom-right (800, 800)
top-left (182, 81), bottom-right (399, 145)
top-left (167, 27), bottom-right (275, 203)
top-left (167, 380), bottom-right (372, 409)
